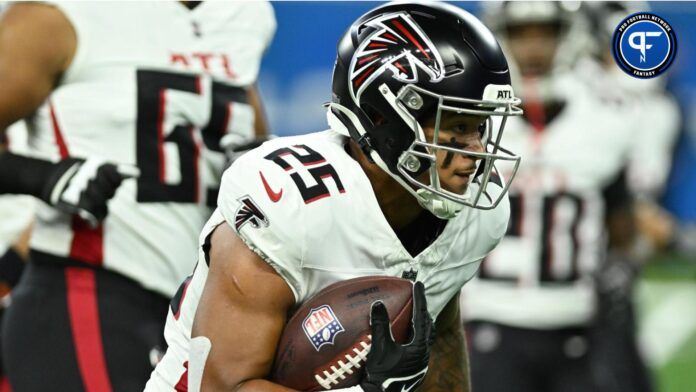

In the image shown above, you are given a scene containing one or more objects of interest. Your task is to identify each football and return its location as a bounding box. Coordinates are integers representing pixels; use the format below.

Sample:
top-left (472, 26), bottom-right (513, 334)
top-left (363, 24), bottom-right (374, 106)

top-left (270, 276), bottom-right (415, 391)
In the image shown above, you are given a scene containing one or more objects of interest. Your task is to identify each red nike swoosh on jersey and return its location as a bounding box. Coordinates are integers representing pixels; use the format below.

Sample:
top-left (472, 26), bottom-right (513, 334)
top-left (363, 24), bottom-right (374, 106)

top-left (259, 171), bottom-right (283, 202)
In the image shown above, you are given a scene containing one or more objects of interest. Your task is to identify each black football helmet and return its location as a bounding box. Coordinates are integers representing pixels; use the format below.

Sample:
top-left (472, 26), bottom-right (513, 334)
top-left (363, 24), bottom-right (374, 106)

top-left (328, 1), bottom-right (522, 218)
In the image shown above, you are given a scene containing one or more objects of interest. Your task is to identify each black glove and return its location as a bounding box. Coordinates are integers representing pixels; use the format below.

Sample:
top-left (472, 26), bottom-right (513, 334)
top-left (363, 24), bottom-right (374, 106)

top-left (361, 281), bottom-right (434, 392)
top-left (41, 158), bottom-right (139, 227)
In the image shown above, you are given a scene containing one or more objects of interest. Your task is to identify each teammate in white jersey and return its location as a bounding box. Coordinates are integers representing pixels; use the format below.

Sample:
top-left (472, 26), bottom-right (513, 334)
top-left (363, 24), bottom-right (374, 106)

top-left (580, 1), bottom-right (680, 252)
top-left (0, 2), bottom-right (274, 390)
top-left (0, 121), bottom-right (34, 292)
top-left (461, 3), bottom-right (653, 392)
top-left (0, 122), bottom-right (34, 392)
top-left (147, 2), bottom-right (523, 391)
top-left (572, 3), bottom-right (680, 392)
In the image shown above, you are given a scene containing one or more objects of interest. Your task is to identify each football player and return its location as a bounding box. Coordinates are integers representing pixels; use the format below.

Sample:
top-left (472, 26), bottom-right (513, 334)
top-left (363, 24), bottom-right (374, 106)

top-left (0, 122), bottom-right (34, 294)
top-left (0, 2), bottom-right (274, 391)
top-left (461, 2), bottom-right (656, 392)
top-left (0, 122), bottom-right (34, 392)
top-left (575, 2), bottom-right (681, 391)
top-left (146, 2), bottom-right (522, 391)
top-left (580, 1), bottom-right (680, 251)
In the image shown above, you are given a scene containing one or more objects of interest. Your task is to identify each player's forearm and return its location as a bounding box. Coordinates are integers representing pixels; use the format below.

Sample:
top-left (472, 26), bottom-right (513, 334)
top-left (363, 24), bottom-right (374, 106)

top-left (0, 151), bottom-right (55, 198)
top-left (606, 206), bottom-right (638, 255)
top-left (247, 86), bottom-right (269, 137)
top-left (418, 322), bottom-right (470, 392)
top-left (239, 380), bottom-right (366, 392)
top-left (235, 379), bottom-right (299, 392)
top-left (197, 360), bottom-right (299, 392)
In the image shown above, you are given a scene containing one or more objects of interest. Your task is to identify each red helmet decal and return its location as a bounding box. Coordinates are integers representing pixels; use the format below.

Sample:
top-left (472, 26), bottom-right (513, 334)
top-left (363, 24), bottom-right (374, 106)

top-left (349, 12), bottom-right (445, 104)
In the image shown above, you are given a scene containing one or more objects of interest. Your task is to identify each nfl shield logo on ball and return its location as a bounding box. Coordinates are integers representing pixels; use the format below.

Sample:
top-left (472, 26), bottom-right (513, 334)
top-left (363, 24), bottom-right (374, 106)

top-left (302, 305), bottom-right (345, 351)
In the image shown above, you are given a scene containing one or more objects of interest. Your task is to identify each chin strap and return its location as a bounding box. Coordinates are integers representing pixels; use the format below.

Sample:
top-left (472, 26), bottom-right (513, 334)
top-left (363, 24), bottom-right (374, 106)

top-left (326, 105), bottom-right (352, 137)
top-left (415, 188), bottom-right (464, 219)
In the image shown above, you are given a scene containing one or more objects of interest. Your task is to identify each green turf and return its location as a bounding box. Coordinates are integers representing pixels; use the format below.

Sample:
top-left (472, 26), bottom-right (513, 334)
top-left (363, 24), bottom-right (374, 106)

top-left (654, 330), bottom-right (696, 392)
top-left (641, 253), bottom-right (696, 282)
top-left (639, 254), bottom-right (696, 392)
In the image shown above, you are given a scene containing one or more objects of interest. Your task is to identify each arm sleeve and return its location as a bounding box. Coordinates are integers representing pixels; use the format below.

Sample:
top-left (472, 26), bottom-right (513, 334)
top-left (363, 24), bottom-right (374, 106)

top-left (602, 168), bottom-right (633, 216)
top-left (0, 151), bottom-right (54, 199)
top-left (216, 154), bottom-right (306, 302)
top-left (0, 248), bottom-right (25, 287)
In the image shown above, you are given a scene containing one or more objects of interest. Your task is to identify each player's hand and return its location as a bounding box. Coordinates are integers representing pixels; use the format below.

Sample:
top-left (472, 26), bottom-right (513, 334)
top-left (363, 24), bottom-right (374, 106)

top-left (41, 158), bottom-right (139, 227)
top-left (360, 281), bottom-right (434, 392)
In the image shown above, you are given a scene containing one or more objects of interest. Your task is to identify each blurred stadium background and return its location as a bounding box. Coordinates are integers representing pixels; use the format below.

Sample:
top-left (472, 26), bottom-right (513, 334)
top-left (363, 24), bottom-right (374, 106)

top-left (257, 2), bottom-right (696, 391)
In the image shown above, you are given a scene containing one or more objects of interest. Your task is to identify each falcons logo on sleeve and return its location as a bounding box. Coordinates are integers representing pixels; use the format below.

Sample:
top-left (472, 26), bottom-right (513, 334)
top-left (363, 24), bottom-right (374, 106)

top-left (349, 12), bottom-right (445, 104)
top-left (234, 196), bottom-right (269, 231)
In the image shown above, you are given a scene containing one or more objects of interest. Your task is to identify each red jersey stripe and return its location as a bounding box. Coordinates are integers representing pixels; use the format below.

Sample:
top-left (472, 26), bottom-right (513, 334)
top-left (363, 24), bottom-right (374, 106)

top-left (65, 268), bottom-right (113, 392)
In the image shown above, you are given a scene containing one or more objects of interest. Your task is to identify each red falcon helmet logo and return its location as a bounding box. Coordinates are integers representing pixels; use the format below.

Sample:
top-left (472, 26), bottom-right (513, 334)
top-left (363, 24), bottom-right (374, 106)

top-left (349, 12), bottom-right (445, 104)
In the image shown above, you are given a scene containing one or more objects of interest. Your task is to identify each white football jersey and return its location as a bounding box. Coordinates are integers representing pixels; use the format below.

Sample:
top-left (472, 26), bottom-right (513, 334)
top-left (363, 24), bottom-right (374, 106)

top-left (23, 1), bottom-right (275, 296)
top-left (461, 72), bottom-right (635, 329)
top-left (625, 92), bottom-right (679, 197)
top-left (574, 57), bottom-right (680, 197)
top-left (146, 129), bottom-right (510, 390)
